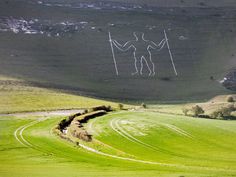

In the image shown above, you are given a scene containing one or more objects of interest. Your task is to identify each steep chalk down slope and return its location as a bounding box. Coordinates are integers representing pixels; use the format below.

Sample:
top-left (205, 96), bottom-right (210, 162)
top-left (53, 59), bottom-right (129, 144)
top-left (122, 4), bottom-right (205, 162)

top-left (0, 1), bottom-right (236, 101)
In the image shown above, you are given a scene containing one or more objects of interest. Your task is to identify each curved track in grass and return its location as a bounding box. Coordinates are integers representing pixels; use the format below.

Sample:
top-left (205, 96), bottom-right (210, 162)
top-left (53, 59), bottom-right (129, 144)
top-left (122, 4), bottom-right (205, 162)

top-left (13, 116), bottom-right (178, 166)
top-left (4, 110), bottom-right (236, 176)
top-left (89, 111), bottom-right (236, 172)
top-left (110, 117), bottom-right (162, 151)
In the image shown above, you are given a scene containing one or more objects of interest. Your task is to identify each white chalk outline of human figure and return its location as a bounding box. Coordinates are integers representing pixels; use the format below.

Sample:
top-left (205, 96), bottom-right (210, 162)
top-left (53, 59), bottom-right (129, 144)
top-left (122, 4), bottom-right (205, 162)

top-left (112, 32), bottom-right (167, 76)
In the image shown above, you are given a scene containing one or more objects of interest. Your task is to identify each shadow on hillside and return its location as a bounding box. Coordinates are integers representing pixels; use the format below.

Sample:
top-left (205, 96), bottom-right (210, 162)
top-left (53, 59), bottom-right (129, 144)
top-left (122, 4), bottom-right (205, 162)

top-left (223, 116), bottom-right (236, 121)
top-left (198, 115), bottom-right (236, 121)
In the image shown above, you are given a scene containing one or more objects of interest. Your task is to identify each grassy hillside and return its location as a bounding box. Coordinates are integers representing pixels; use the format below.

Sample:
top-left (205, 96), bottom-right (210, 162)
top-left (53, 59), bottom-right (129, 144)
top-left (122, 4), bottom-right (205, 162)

top-left (87, 111), bottom-right (236, 169)
top-left (22, 0), bottom-right (236, 8)
top-left (1, 111), bottom-right (236, 176)
top-left (0, 76), bottom-right (122, 113)
top-left (95, 0), bottom-right (236, 7)
top-left (0, 1), bottom-right (235, 102)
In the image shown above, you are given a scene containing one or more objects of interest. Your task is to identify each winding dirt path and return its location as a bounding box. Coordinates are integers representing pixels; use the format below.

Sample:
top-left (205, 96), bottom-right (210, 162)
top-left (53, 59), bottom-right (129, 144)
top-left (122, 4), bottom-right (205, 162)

top-left (1, 109), bottom-right (83, 117)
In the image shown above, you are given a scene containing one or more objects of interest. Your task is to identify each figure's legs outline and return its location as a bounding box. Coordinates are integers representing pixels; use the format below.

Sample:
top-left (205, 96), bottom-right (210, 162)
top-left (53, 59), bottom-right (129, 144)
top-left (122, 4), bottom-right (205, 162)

top-left (142, 56), bottom-right (153, 76)
top-left (140, 57), bottom-right (144, 75)
top-left (148, 52), bottom-right (155, 76)
top-left (132, 54), bottom-right (139, 75)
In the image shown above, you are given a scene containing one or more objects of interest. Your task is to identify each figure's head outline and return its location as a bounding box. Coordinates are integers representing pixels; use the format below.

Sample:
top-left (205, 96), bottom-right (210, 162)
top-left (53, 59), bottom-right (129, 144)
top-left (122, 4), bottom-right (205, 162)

top-left (133, 32), bottom-right (145, 41)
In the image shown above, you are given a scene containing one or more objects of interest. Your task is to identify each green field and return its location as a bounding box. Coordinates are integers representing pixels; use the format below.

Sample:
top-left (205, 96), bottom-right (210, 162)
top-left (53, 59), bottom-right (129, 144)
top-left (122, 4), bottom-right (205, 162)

top-left (1, 111), bottom-right (236, 177)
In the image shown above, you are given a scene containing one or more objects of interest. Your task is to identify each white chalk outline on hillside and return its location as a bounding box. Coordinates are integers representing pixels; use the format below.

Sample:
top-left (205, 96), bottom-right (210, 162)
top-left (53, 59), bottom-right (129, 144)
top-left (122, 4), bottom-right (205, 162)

top-left (112, 32), bottom-right (166, 76)
top-left (164, 29), bottom-right (178, 76)
top-left (109, 31), bottom-right (119, 75)
top-left (110, 30), bottom-right (178, 76)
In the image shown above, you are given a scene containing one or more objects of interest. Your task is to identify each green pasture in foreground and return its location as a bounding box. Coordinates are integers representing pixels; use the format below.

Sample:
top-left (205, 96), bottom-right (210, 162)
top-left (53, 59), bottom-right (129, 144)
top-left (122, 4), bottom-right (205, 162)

top-left (1, 111), bottom-right (236, 177)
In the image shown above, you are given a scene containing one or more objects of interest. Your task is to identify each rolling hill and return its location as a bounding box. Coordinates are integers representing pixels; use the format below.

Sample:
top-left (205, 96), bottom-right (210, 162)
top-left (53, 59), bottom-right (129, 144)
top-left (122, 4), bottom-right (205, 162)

top-left (0, 0), bottom-right (236, 102)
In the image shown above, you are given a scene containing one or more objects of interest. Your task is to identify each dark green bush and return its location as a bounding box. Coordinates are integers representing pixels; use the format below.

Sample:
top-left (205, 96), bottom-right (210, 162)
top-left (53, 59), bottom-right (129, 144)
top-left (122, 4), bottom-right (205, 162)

top-left (117, 103), bottom-right (124, 110)
top-left (191, 105), bottom-right (204, 117)
top-left (90, 105), bottom-right (112, 112)
top-left (227, 96), bottom-right (234, 103)
top-left (141, 103), bottom-right (147, 109)
top-left (221, 104), bottom-right (235, 116)
top-left (182, 108), bottom-right (189, 116)
top-left (210, 104), bottom-right (235, 119)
